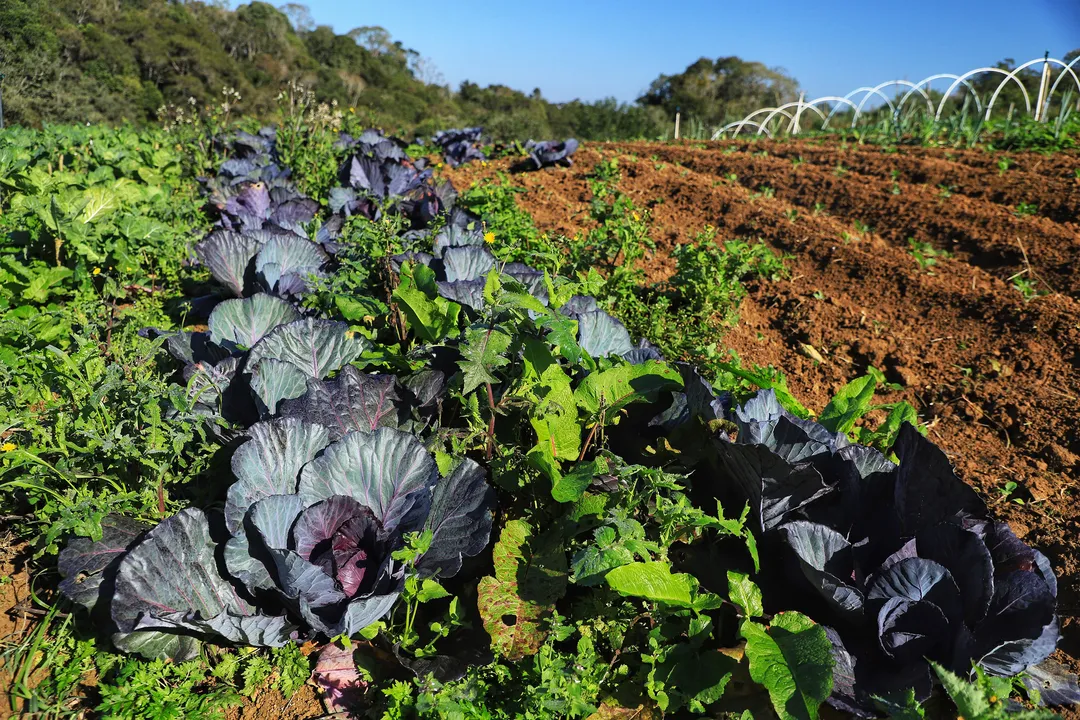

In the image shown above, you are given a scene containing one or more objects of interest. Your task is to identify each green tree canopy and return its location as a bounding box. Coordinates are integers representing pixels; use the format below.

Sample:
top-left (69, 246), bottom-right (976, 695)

top-left (637, 56), bottom-right (800, 126)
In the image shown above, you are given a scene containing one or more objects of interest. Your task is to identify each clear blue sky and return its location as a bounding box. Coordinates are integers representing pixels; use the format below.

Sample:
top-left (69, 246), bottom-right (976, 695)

top-left (298, 0), bottom-right (1079, 103)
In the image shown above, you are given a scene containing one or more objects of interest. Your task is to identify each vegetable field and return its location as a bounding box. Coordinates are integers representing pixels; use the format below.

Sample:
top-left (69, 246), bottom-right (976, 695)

top-left (1, 114), bottom-right (1079, 720)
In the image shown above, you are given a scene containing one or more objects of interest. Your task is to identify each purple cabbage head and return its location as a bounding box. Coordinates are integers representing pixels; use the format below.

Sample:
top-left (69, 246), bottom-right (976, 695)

top-left (709, 390), bottom-right (1063, 715)
top-left (432, 128), bottom-right (486, 167)
top-left (58, 419), bottom-right (495, 658)
top-left (524, 139), bottom-right (579, 169)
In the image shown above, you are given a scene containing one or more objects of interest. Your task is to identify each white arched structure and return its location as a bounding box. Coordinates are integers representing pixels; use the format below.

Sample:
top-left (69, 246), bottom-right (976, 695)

top-left (713, 97), bottom-right (860, 139)
top-left (938, 67), bottom-right (1030, 120)
top-left (1044, 56), bottom-right (1080, 112)
top-left (984, 57), bottom-right (1080, 120)
top-left (849, 81), bottom-right (934, 126)
top-left (712, 56), bottom-right (1079, 139)
top-left (896, 74), bottom-right (983, 117)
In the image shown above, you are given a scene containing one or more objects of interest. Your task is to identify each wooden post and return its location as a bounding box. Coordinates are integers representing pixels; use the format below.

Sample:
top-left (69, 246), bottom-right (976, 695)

top-left (1034, 51), bottom-right (1050, 122)
top-left (674, 112), bottom-right (681, 140)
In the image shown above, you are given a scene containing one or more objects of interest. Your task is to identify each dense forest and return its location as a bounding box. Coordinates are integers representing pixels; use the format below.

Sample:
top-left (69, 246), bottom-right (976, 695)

top-left (0, 0), bottom-right (1076, 139)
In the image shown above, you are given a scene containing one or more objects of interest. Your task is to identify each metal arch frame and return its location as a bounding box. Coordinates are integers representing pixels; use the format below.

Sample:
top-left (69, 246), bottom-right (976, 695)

top-left (826, 86), bottom-right (894, 127)
top-left (714, 95), bottom-right (869, 138)
top-left (714, 56), bottom-right (1077, 140)
top-left (713, 120), bottom-right (775, 139)
top-left (795, 96), bottom-right (862, 130)
top-left (937, 67), bottom-right (1030, 120)
top-left (896, 74), bottom-right (983, 117)
top-left (713, 106), bottom-right (795, 138)
top-left (757, 100), bottom-right (829, 134)
top-left (848, 81), bottom-right (936, 127)
top-left (995, 57), bottom-right (1080, 120)
top-left (1045, 55), bottom-right (1080, 109)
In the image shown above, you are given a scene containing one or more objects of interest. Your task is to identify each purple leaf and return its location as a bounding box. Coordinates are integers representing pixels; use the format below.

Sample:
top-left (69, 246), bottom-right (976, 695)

top-left (312, 644), bottom-right (368, 716)
top-left (279, 367), bottom-right (404, 441)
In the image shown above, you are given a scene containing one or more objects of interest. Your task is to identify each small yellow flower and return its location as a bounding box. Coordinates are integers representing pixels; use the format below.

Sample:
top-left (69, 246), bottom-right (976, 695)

top-left (92, 267), bottom-right (101, 275)
top-left (1, 442), bottom-right (15, 452)
top-left (484, 232), bottom-right (495, 244)
top-left (345, 330), bottom-right (357, 340)
top-left (349, 107), bottom-right (355, 113)
top-left (632, 212), bottom-right (641, 221)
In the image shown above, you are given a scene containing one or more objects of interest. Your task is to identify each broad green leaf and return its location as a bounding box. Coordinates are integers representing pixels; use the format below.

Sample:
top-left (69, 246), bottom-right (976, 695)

top-left (741, 612), bottom-right (833, 720)
top-left (537, 313), bottom-right (584, 365)
top-left (524, 338), bottom-right (581, 462)
top-left (136, 166), bottom-right (163, 185)
top-left (501, 290), bottom-right (547, 315)
top-left (416, 579), bottom-right (450, 603)
top-left (21, 266), bottom-right (72, 303)
top-left (150, 148), bottom-right (174, 169)
top-left (727, 571), bottom-right (764, 618)
top-left (605, 561), bottom-right (698, 608)
top-left (393, 263), bottom-right (461, 343)
top-left (48, 195), bottom-right (67, 229)
top-left (571, 493), bottom-right (611, 522)
top-left (79, 187), bottom-right (118, 223)
top-left (335, 294), bottom-right (388, 322)
top-left (458, 326), bottom-right (512, 395)
top-left (532, 411), bottom-right (581, 465)
top-left (571, 535), bottom-right (634, 586)
top-left (574, 361), bottom-right (681, 420)
top-left (551, 457), bottom-right (608, 504)
top-left (818, 375), bottom-right (877, 434)
top-left (117, 215), bottom-right (169, 241)
top-left (476, 520), bottom-right (568, 660)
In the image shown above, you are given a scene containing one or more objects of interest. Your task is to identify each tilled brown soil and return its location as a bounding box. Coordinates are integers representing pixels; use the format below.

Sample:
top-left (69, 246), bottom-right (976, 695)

top-left (717, 139), bottom-right (1080, 224)
top-left (446, 139), bottom-right (1080, 703)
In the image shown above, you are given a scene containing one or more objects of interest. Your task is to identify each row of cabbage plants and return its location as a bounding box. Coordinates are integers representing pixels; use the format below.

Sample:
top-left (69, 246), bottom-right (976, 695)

top-left (56, 125), bottom-right (1076, 717)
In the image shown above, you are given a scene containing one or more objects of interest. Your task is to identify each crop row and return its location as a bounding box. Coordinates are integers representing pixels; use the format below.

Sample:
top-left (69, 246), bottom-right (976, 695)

top-left (1, 120), bottom-right (1075, 718)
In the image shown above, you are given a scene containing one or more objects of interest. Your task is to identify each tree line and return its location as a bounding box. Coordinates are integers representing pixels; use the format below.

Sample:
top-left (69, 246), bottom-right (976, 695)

top-left (1, 0), bottom-right (1075, 139)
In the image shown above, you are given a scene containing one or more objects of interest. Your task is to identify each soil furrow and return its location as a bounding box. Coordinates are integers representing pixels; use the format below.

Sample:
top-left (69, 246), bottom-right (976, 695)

top-left (693, 140), bottom-right (1080, 223)
top-left (619, 143), bottom-right (1080, 300)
